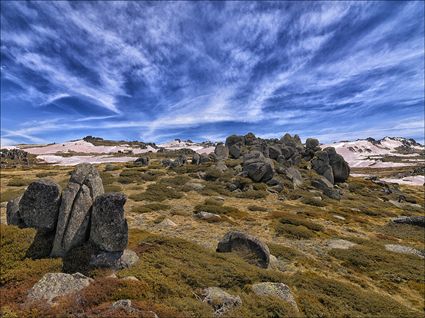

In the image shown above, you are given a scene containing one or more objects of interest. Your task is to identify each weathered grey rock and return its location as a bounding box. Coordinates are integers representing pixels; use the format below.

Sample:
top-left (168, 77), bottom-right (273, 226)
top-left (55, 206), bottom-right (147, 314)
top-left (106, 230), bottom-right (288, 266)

top-left (244, 132), bottom-right (257, 145)
top-left (157, 218), bottom-right (177, 228)
top-left (392, 216), bottom-right (425, 228)
top-left (251, 282), bottom-right (298, 310)
top-left (217, 231), bottom-right (270, 268)
top-left (215, 161), bottom-right (228, 172)
top-left (134, 156), bottom-right (149, 166)
top-left (228, 144), bottom-right (241, 159)
top-left (324, 147), bottom-right (350, 183)
top-left (203, 287), bottom-right (242, 314)
top-left (311, 177), bottom-right (341, 200)
top-left (225, 135), bottom-right (244, 148)
top-left (214, 143), bottom-right (229, 160)
top-left (200, 153), bottom-right (210, 163)
top-left (27, 272), bottom-right (92, 303)
top-left (90, 192), bottom-right (128, 252)
top-left (19, 179), bottom-right (61, 230)
top-left (311, 151), bottom-right (334, 184)
top-left (51, 163), bottom-right (104, 257)
top-left (306, 138), bottom-right (319, 150)
top-left (89, 249), bottom-right (139, 269)
top-left (243, 151), bottom-right (274, 183)
top-left (285, 167), bottom-right (303, 188)
top-left (6, 195), bottom-right (24, 227)
top-left (161, 158), bottom-right (173, 167)
top-left (171, 155), bottom-right (187, 168)
top-left (268, 146), bottom-right (282, 160)
top-left (192, 153), bottom-right (201, 165)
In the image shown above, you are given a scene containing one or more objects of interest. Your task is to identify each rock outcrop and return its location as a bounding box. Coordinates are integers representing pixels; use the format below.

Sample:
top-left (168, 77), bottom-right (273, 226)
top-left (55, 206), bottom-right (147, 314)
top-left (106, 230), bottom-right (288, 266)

top-left (19, 179), bottom-right (62, 230)
top-left (216, 231), bottom-right (270, 268)
top-left (134, 156), bottom-right (149, 166)
top-left (51, 163), bottom-right (104, 257)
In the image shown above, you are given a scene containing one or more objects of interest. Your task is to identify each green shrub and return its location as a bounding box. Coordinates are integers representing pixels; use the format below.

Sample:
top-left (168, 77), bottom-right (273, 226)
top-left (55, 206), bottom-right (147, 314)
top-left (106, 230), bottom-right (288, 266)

top-left (131, 203), bottom-right (171, 213)
top-left (0, 225), bottom-right (62, 285)
top-left (235, 190), bottom-right (268, 199)
top-left (276, 223), bottom-right (314, 239)
top-left (100, 172), bottom-right (116, 185)
top-left (129, 183), bottom-right (183, 202)
top-left (278, 215), bottom-right (324, 232)
top-left (289, 272), bottom-right (421, 318)
top-left (103, 184), bottom-right (122, 192)
top-left (0, 189), bottom-right (24, 202)
top-left (268, 243), bottom-right (303, 262)
top-left (7, 178), bottom-right (31, 187)
top-left (35, 171), bottom-right (58, 178)
top-left (194, 198), bottom-right (246, 219)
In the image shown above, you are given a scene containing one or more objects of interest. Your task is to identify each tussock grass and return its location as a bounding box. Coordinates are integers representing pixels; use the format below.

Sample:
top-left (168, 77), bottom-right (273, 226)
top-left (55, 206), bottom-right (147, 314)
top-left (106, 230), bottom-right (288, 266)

top-left (6, 178), bottom-right (31, 187)
top-left (131, 203), bottom-right (171, 213)
top-left (0, 189), bottom-right (24, 202)
top-left (194, 198), bottom-right (246, 219)
top-left (275, 214), bottom-right (324, 239)
top-left (247, 205), bottom-right (268, 212)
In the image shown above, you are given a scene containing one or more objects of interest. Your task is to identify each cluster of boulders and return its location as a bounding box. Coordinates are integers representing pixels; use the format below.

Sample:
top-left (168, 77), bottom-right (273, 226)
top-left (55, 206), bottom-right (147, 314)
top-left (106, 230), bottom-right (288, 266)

top-left (191, 132), bottom-right (350, 200)
top-left (6, 163), bottom-right (138, 269)
top-left (0, 148), bottom-right (31, 167)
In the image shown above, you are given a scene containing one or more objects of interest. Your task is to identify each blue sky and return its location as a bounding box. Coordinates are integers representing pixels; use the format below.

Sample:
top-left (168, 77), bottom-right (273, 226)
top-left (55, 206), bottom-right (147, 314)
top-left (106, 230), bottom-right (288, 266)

top-left (1, 1), bottom-right (424, 145)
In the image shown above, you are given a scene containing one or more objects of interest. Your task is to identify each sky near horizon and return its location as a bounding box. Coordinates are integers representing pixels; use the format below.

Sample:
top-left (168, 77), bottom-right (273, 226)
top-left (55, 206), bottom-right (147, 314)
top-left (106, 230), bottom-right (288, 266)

top-left (1, 1), bottom-right (424, 146)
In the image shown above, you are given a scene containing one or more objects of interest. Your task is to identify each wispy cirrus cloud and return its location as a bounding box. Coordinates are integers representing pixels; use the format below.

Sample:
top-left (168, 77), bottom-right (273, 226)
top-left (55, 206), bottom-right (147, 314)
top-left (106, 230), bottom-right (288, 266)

top-left (1, 1), bottom-right (423, 144)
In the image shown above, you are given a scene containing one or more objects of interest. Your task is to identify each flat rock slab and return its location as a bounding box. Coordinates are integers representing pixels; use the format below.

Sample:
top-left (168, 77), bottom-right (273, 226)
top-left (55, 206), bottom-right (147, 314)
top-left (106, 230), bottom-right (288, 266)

top-left (391, 216), bottom-right (425, 228)
top-left (251, 282), bottom-right (298, 310)
top-left (326, 239), bottom-right (356, 250)
top-left (27, 272), bottom-right (92, 303)
top-left (385, 244), bottom-right (425, 259)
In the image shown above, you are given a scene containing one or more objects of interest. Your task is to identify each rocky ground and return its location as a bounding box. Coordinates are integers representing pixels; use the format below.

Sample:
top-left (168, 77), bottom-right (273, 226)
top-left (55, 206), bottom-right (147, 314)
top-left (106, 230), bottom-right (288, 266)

top-left (0, 132), bottom-right (424, 318)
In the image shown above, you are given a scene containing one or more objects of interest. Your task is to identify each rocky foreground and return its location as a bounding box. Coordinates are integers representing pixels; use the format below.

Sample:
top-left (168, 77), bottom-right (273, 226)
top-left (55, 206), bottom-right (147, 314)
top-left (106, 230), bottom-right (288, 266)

top-left (1, 132), bottom-right (424, 317)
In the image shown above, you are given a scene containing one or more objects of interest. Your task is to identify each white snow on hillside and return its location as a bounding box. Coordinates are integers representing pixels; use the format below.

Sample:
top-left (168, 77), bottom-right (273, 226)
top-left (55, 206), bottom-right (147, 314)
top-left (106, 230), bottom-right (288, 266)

top-left (23, 140), bottom-right (156, 155)
top-left (323, 137), bottom-right (424, 168)
top-left (158, 140), bottom-right (214, 153)
top-left (38, 154), bottom-right (138, 165)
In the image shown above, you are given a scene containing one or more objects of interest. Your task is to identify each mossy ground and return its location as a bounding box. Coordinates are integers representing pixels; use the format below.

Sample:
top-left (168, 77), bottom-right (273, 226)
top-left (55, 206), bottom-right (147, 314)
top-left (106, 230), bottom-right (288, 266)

top-left (0, 161), bottom-right (424, 317)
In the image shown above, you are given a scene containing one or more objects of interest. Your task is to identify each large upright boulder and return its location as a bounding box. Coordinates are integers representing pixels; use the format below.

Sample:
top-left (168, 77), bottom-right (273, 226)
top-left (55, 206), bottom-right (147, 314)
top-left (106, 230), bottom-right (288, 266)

top-left (217, 231), bottom-right (270, 268)
top-left (268, 145), bottom-right (282, 160)
top-left (324, 147), bottom-right (350, 183)
top-left (311, 151), bottom-right (334, 184)
top-left (51, 163), bottom-right (104, 257)
top-left (90, 192), bottom-right (128, 252)
top-left (242, 151), bottom-right (274, 182)
top-left (19, 179), bottom-right (62, 230)
top-left (214, 143), bottom-right (229, 160)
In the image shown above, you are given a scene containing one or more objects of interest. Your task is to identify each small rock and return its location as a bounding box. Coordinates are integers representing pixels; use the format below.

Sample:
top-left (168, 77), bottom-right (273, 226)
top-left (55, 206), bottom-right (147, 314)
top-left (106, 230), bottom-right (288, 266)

top-left (195, 211), bottom-right (222, 222)
top-left (251, 282), bottom-right (298, 311)
top-left (185, 182), bottom-right (205, 191)
top-left (326, 239), bottom-right (356, 250)
top-left (90, 249), bottom-right (139, 269)
top-left (27, 272), bottom-right (92, 303)
top-left (333, 214), bottom-right (346, 221)
top-left (385, 244), bottom-right (425, 258)
top-left (158, 218), bottom-right (177, 228)
top-left (122, 276), bottom-right (139, 281)
top-left (203, 287), bottom-right (241, 315)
